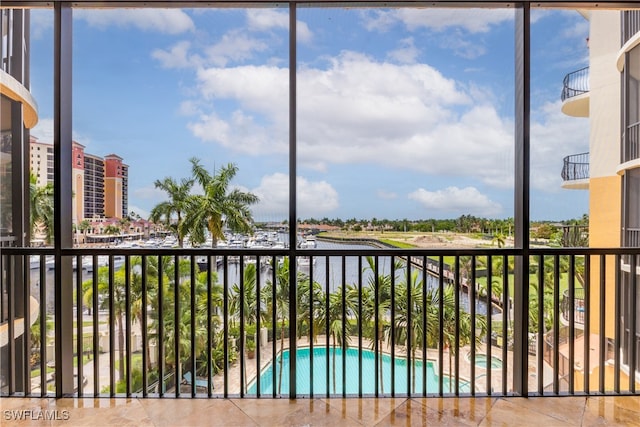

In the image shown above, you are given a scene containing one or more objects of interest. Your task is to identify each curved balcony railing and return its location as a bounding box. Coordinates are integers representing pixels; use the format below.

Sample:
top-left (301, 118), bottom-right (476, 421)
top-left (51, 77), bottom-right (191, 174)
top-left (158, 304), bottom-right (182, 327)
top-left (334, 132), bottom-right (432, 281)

top-left (561, 67), bottom-right (589, 102)
top-left (561, 288), bottom-right (585, 326)
top-left (622, 10), bottom-right (640, 46)
top-left (622, 122), bottom-right (640, 163)
top-left (561, 152), bottom-right (589, 182)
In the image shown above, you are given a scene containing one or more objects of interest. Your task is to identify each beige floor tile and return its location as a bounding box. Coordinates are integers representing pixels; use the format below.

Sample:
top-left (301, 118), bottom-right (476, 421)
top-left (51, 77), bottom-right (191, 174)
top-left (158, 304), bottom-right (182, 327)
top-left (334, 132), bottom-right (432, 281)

top-left (232, 398), bottom-right (365, 426)
top-left (583, 396), bottom-right (640, 427)
top-left (497, 396), bottom-right (587, 425)
top-left (420, 397), bottom-right (496, 426)
top-left (478, 398), bottom-right (579, 427)
top-left (47, 398), bottom-right (153, 427)
top-left (0, 398), bottom-right (53, 427)
top-left (138, 398), bottom-right (258, 427)
top-left (371, 399), bottom-right (429, 427)
top-left (321, 397), bottom-right (406, 426)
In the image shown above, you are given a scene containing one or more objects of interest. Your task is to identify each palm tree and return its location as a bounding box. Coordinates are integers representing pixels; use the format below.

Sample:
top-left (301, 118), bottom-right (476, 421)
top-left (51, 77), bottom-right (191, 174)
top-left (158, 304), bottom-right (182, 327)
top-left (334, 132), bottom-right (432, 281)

top-left (149, 177), bottom-right (194, 248)
top-left (150, 257), bottom-right (216, 383)
top-left (262, 257), bottom-right (295, 394)
top-left (230, 263), bottom-right (263, 392)
top-left (78, 219), bottom-right (91, 244)
top-left (29, 172), bottom-right (54, 244)
top-left (436, 285), bottom-right (486, 392)
top-left (103, 224), bottom-right (121, 236)
top-left (491, 233), bottom-right (506, 248)
top-left (182, 158), bottom-right (259, 247)
top-left (318, 285), bottom-right (351, 394)
top-left (360, 256), bottom-right (396, 394)
top-left (82, 265), bottom-right (132, 381)
top-left (297, 276), bottom-right (324, 343)
top-left (393, 269), bottom-right (435, 393)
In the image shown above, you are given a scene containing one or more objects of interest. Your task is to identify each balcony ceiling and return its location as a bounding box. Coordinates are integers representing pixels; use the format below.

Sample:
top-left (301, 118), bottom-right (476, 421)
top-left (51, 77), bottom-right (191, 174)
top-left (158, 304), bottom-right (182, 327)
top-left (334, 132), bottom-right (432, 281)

top-left (561, 92), bottom-right (589, 118)
top-left (561, 178), bottom-right (589, 190)
top-left (0, 69), bottom-right (39, 129)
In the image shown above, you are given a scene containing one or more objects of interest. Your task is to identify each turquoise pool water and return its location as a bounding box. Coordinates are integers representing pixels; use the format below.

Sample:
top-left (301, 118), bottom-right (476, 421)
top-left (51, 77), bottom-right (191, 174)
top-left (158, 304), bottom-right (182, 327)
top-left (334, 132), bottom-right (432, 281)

top-left (469, 353), bottom-right (503, 369)
top-left (248, 347), bottom-right (469, 395)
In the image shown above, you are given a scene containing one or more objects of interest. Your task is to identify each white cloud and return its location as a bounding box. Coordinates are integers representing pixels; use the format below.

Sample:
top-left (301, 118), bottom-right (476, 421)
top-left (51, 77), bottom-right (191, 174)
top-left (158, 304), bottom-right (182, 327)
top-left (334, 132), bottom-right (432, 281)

top-left (246, 9), bottom-right (313, 43)
top-left (31, 118), bottom-right (55, 144)
top-left (387, 37), bottom-right (420, 64)
top-left (133, 186), bottom-right (166, 201)
top-left (409, 186), bottom-right (502, 216)
top-left (187, 52), bottom-right (519, 187)
top-left (530, 100), bottom-right (589, 191)
top-left (362, 9), bottom-right (513, 33)
top-left (250, 173), bottom-right (339, 219)
top-left (127, 205), bottom-right (151, 220)
top-left (152, 41), bottom-right (203, 69)
top-left (188, 65), bottom-right (289, 154)
top-left (73, 9), bottom-right (195, 34)
top-left (440, 30), bottom-right (488, 59)
top-left (205, 30), bottom-right (269, 67)
top-left (31, 118), bottom-right (91, 147)
top-left (187, 52), bottom-right (584, 194)
top-left (31, 9), bottom-right (54, 40)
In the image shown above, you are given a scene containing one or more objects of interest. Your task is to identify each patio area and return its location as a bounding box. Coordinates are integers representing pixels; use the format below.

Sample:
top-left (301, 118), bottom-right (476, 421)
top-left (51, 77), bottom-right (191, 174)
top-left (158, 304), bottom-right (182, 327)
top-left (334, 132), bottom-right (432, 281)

top-left (2, 395), bottom-right (639, 426)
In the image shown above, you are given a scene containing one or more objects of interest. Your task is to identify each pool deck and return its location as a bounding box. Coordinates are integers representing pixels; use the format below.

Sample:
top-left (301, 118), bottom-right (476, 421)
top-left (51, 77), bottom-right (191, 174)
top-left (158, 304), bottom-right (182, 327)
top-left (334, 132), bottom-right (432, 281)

top-left (212, 335), bottom-right (540, 396)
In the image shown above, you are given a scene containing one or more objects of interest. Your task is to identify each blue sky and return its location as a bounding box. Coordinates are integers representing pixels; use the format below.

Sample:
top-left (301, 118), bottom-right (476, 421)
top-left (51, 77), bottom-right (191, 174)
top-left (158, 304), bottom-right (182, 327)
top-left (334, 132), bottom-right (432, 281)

top-left (29, 7), bottom-right (590, 222)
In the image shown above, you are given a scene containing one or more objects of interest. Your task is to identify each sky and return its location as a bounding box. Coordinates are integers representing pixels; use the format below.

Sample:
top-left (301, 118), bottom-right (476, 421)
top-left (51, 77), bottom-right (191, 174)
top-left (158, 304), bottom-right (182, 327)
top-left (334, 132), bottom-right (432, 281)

top-left (28, 6), bottom-right (591, 222)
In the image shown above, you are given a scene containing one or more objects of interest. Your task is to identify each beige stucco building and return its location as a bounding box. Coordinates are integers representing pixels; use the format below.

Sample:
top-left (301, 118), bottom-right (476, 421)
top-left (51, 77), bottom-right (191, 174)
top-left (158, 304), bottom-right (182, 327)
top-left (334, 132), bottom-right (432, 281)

top-left (560, 9), bottom-right (640, 388)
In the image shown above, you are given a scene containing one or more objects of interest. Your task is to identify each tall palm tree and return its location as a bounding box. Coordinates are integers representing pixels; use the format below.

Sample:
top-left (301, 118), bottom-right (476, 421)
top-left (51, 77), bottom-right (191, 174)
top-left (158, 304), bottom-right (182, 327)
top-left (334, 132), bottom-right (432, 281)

top-left (262, 257), bottom-right (294, 394)
top-left (393, 269), bottom-right (434, 393)
top-left (361, 256), bottom-right (395, 394)
top-left (82, 265), bottom-right (132, 381)
top-left (436, 285), bottom-right (486, 392)
top-left (29, 172), bottom-right (54, 244)
top-left (317, 285), bottom-right (352, 394)
top-left (149, 177), bottom-right (194, 248)
top-left (182, 159), bottom-right (258, 247)
top-left (152, 257), bottom-right (215, 382)
top-left (230, 263), bottom-right (263, 392)
top-left (297, 276), bottom-right (324, 343)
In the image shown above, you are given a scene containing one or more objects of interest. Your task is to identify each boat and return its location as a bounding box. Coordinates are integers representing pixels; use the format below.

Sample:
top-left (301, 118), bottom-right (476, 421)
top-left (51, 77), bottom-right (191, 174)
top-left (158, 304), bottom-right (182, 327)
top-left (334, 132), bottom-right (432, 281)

top-left (297, 256), bottom-right (316, 268)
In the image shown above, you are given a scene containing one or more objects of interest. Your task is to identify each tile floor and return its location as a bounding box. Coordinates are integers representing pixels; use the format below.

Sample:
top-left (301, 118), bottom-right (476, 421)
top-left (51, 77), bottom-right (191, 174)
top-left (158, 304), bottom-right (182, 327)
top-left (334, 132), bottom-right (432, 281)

top-left (1, 395), bottom-right (639, 426)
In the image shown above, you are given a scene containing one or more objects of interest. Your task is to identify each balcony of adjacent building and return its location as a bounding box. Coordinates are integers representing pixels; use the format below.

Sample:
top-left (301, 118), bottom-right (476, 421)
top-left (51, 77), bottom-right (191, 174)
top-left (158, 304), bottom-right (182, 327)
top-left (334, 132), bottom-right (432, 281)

top-left (561, 152), bottom-right (589, 189)
top-left (561, 67), bottom-right (590, 118)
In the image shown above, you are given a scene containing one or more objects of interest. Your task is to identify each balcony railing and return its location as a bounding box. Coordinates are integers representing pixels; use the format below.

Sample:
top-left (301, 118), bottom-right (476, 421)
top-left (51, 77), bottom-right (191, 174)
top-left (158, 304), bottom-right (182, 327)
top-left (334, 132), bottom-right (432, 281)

top-left (561, 152), bottom-right (589, 182)
top-left (622, 10), bottom-right (640, 46)
top-left (2, 246), bottom-right (639, 398)
top-left (622, 122), bottom-right (640, 163)
top-left (561, 288), bottom-right (585, 326)
top-left (561, 67), bottom-right (589, 102)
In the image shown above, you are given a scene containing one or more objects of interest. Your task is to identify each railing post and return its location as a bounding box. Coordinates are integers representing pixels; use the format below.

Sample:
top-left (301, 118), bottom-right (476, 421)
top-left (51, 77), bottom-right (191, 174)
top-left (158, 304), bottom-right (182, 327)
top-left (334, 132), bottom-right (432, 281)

top-left (53, 1), bottom-right (74, 397)
top-left (288, 2), bottom-right (297, 399)
top-left (513, 1), bottom-right (530, 397)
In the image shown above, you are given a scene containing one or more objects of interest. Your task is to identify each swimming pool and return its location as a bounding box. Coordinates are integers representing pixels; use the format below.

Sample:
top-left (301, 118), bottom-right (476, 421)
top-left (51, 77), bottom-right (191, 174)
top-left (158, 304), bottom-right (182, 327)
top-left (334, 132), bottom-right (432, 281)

top-left (248, 347), bottom-right (470, 395)
top-left (467, 353), bottom-right (503, 369)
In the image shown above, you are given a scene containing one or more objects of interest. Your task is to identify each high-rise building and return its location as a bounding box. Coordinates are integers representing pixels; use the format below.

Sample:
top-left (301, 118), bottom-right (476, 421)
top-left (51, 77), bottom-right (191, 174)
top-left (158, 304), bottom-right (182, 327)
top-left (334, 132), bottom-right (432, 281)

top-left (28, 138), bottom-right (126, 222)
top-left (84, 152), bottom-right (105, 218)
top-left (72, 141), bottom-right (85, 223)
top-left (104, 154), bottom-right (127, 219)
top-left (29, 135), bottom-right (53, 186)
top-left (121, 162), bottom-right (128, 218)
